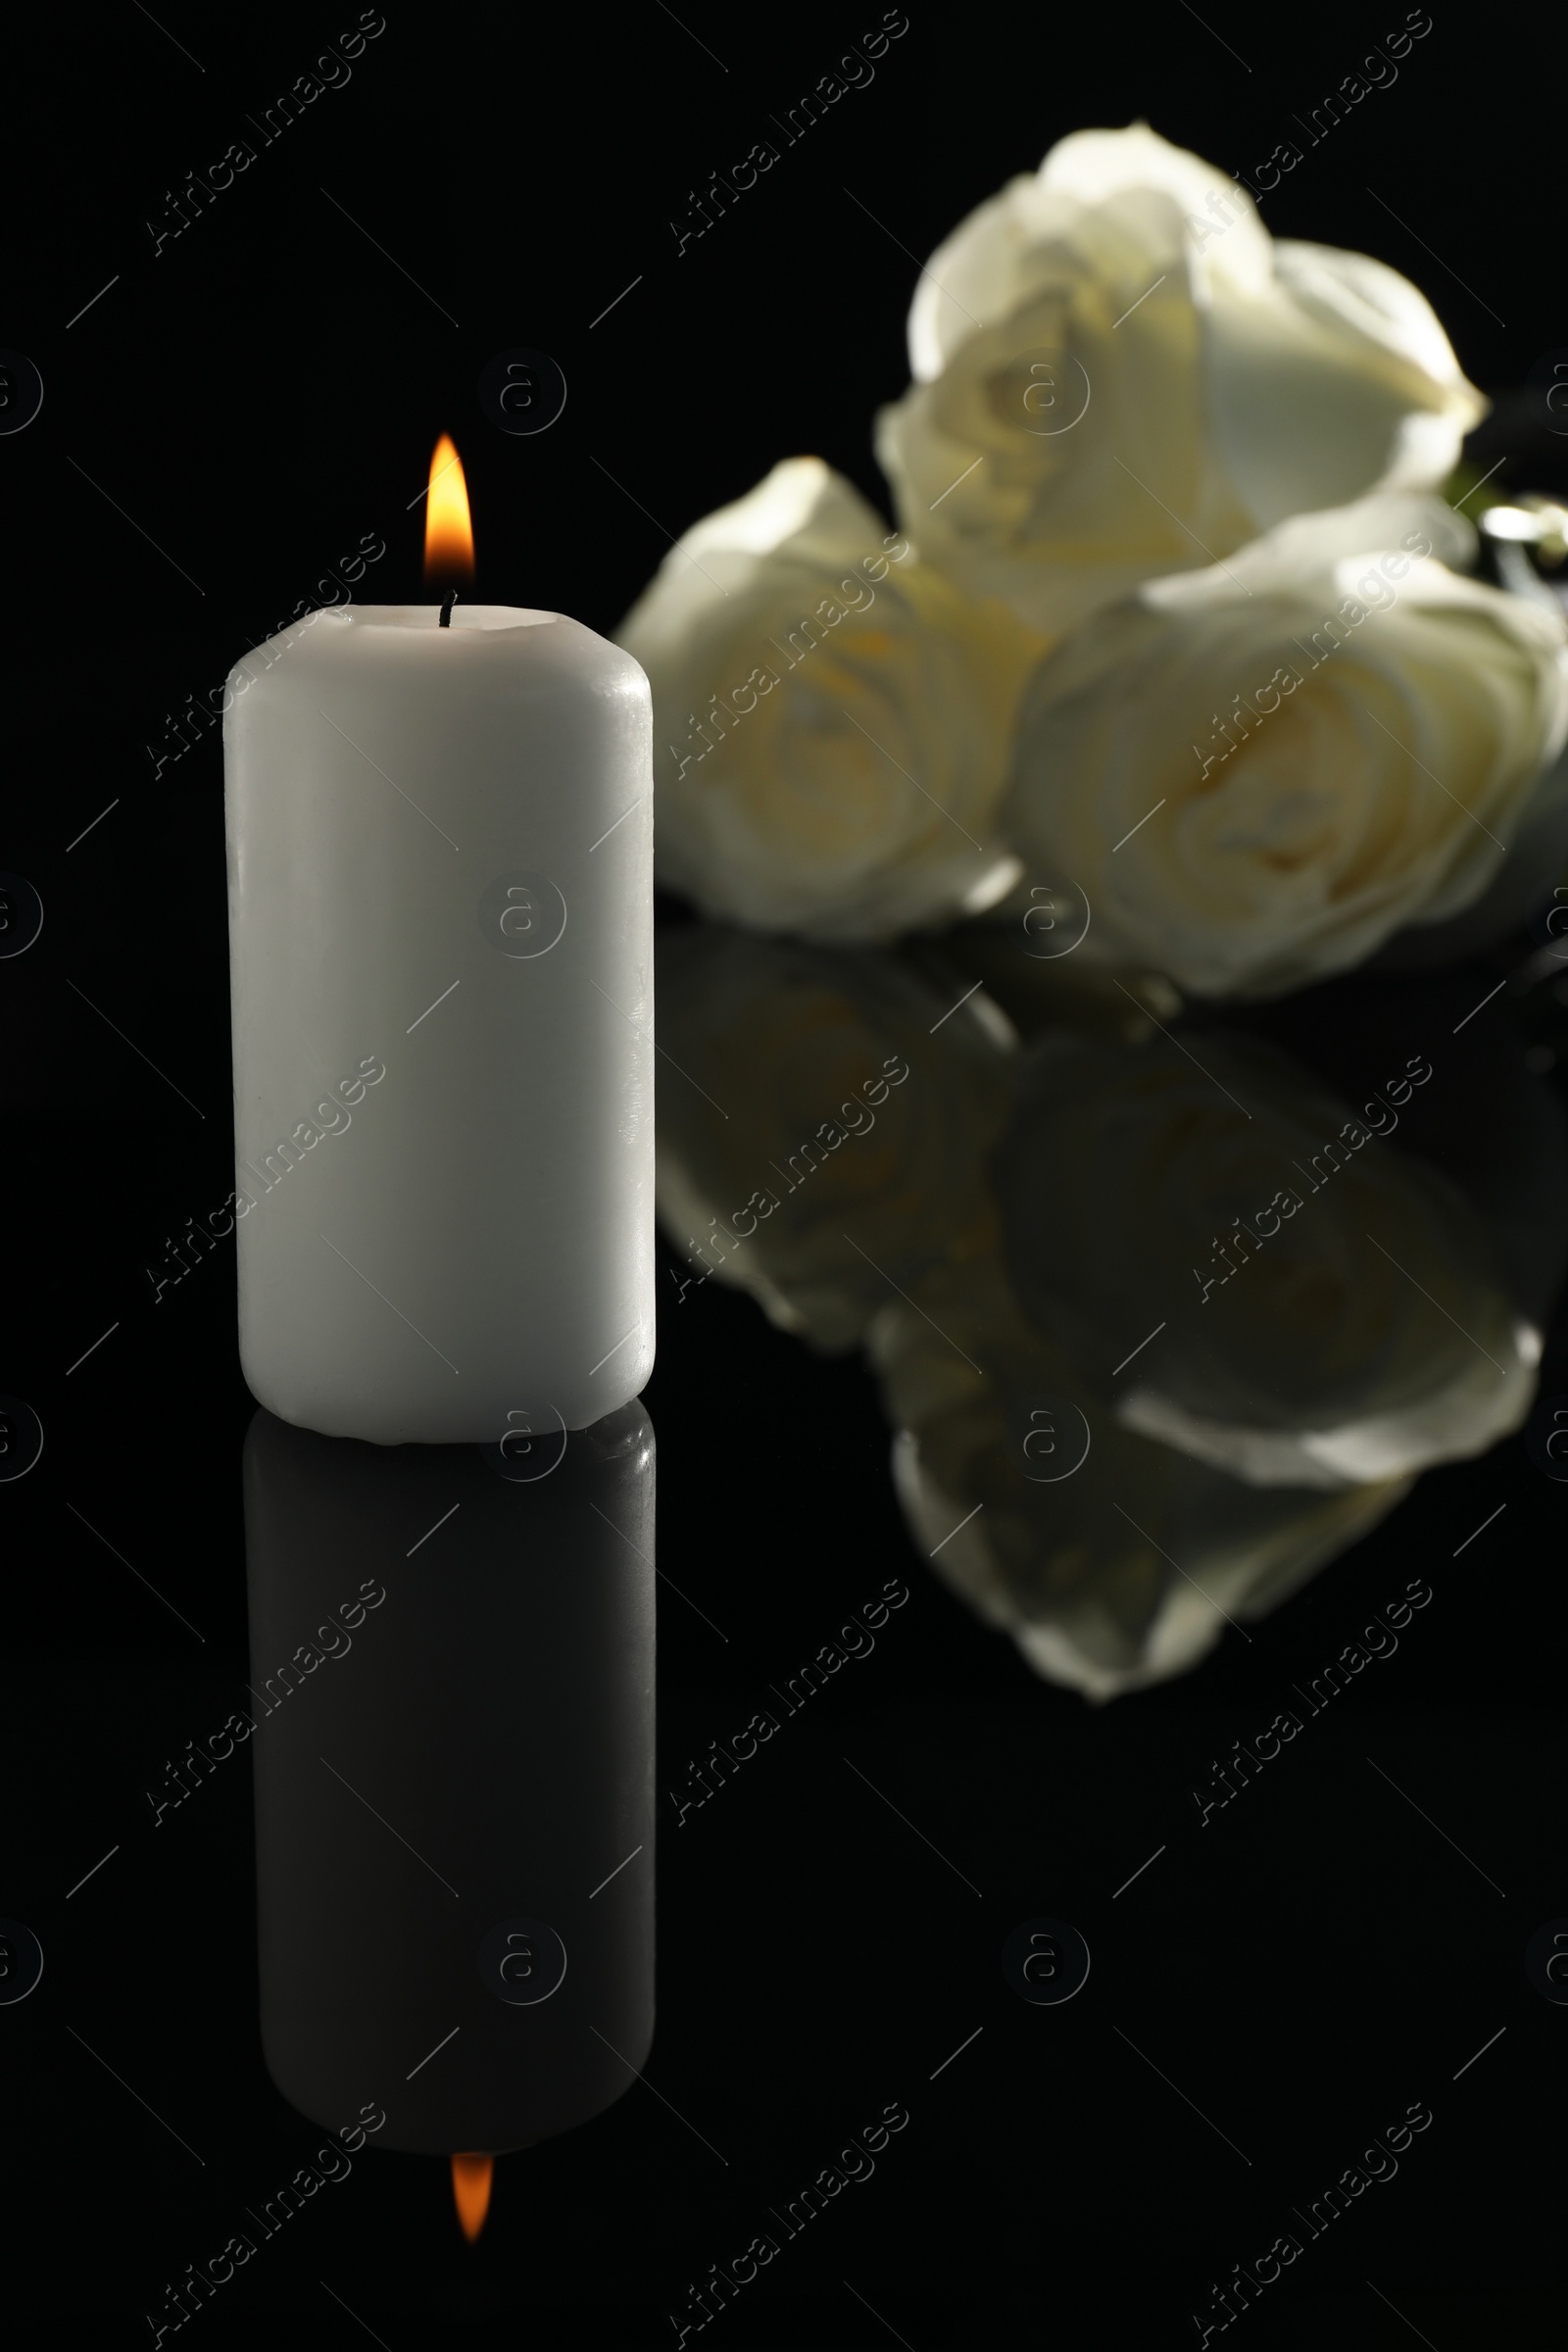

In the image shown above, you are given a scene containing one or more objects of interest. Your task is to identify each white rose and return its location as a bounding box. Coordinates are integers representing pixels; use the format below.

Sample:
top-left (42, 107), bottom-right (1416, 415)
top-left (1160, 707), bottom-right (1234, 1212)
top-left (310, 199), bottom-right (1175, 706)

top-left (871, 1256), bottom-right (1410, 1700)
top-left (1374, 728), bottom-right (1568, 968)
top-left (873, 122), bottom-right (1486, 635)
top-left (654, 927), bottom-right (1014, 1349)
top-left (615, 458), bottom-right (1043, 942)
top-left (1002, 500), bottom-right (1568, 999)
top-left (990, 1028), bottom-right (1540, 1489)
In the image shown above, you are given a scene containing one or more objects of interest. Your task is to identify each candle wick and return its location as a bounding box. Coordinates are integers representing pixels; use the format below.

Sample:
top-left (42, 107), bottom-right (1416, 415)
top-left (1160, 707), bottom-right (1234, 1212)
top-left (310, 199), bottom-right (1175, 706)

top-left (439, 591), bottom-right (457, 629)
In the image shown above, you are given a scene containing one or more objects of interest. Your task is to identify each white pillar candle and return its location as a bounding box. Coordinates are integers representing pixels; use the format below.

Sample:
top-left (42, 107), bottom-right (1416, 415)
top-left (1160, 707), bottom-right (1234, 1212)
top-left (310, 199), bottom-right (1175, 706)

top-left (223, 591), bottom-right (655, 1444)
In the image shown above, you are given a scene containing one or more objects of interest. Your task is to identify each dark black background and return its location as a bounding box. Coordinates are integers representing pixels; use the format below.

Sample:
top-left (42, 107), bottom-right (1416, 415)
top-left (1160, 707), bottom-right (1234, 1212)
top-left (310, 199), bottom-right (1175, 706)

top-left (2, 3), bottom-right (1562, 2343)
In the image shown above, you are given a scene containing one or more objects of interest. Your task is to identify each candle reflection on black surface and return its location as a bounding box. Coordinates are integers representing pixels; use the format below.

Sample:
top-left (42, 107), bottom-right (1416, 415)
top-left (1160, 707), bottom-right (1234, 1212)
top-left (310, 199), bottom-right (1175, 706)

top-left (242, 1401), bottom-right (655, 2163)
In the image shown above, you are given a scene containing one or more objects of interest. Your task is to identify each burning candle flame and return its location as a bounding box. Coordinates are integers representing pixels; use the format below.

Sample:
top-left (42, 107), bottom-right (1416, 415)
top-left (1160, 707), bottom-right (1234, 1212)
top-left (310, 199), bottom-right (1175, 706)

top-left (451, 2152), bottom-right (493, 2241)
top-left (424, 434), bottom-right (474, 587)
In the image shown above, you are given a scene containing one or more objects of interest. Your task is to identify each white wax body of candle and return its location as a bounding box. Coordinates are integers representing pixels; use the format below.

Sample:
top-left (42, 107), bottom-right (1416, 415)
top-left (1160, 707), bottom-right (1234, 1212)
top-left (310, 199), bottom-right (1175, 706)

top-left (223, 605), bottom-right (654, 1444)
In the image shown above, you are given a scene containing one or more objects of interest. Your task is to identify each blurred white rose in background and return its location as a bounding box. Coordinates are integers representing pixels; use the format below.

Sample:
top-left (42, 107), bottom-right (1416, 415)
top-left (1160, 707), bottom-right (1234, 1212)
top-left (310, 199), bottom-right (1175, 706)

top-left (874, 122), bottom-right (1486, 636)
top-left (990, 1027), bottom-right (1541, 1488)
top-left (1002, 497), bottom-right (1568, 999)
top-left (871, 1256), bottom-right (1410, 1700)
top-left (654, 927), bottom-right (1014, 1349)
top-left (624, 108), bottom-right (1568, 1698)
top-left (617, 459), bottom-right (1044, 942)
top-left (1371, 729), bottom-right (1568, 967)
